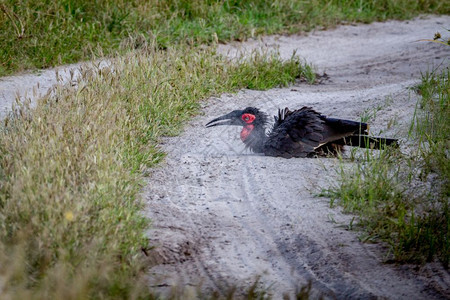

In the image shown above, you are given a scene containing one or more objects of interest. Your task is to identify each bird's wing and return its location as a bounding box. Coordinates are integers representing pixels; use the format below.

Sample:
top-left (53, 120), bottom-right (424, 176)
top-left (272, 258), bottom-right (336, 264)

top-left (265, 107), bottom-right (325, 158)
top-left (320, 117), bottom-right (369, 144)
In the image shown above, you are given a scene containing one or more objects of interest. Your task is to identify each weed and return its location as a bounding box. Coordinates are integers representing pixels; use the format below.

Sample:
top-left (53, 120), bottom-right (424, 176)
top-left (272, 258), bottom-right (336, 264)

top-left (360, 104), bottom-right (383, 123)
top-left (413, 68), bottom-right (450, 194)
top-left (325, 68), bottom-right (449, 266)
top-left (229, 50), bottom-right (316, 90)
top-left (418, 29), bottom-right (450, 46)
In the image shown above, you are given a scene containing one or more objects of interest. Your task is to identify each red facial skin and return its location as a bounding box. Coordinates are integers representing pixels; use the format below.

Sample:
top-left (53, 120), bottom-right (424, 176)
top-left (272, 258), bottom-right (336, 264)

top-left (240, 113), bottom-right (255, 141)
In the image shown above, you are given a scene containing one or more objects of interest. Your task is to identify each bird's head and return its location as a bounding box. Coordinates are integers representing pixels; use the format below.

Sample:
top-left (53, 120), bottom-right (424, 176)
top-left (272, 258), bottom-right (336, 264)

top-left (206, 107), bottom-right (268, 142)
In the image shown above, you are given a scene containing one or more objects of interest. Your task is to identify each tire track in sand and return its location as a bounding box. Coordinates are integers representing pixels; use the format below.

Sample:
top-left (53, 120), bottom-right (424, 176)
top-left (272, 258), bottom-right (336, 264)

top-left (144, 16), bottom-right (450, 299)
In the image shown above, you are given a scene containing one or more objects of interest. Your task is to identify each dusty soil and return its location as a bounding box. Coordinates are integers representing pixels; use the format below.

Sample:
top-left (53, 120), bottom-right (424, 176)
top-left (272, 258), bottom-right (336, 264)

top-left (0, 14), bottom-right (448, 300)
top-left (144, 16), bottom-right (450, 299)
top-left (0, 61), bottom-right (109, 119)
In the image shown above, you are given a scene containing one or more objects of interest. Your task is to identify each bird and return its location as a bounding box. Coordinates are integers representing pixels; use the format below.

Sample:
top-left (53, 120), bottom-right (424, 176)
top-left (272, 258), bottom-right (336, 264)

top-left (205, 106), bottom-right (398, 158)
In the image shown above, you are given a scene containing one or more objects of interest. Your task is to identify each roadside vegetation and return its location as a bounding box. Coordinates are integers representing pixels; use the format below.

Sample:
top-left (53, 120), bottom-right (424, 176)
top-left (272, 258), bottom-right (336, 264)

top-left (1, 0), bottom-right (447, 76)
top-left (0, 45), bottom-right (313, 298)
top-left (324, 66), bottom-right (449, 267)
top-left (1, 0), bottom-right (448, 298)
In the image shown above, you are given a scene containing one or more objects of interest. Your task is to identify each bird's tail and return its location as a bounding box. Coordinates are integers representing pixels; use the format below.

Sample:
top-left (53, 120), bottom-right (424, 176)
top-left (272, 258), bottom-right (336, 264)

top-left (333, 135), bottom-right (399, 149)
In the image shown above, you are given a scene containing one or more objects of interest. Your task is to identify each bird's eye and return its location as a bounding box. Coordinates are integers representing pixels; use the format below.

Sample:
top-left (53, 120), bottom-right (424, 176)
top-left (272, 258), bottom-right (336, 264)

top-left (241, 113), bottom-right (256, 124)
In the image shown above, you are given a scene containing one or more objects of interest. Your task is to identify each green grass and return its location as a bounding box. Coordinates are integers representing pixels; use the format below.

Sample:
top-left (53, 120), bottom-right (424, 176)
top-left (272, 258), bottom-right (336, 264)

top-left (1, 0), bottom-right (447, 76)
top-left (324, 67), bottom-right (449, 267)
top-left (413, 69), bottom-right (450, 194)
top-left (0, 45), bottom-right (313, 298)
top-left (1, 1), bottom-right (448, 297)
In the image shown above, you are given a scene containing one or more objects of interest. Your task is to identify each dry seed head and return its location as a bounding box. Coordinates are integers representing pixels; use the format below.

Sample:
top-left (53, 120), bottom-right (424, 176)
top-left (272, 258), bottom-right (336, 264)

top-left (64, 211), bottom-right (74, 221)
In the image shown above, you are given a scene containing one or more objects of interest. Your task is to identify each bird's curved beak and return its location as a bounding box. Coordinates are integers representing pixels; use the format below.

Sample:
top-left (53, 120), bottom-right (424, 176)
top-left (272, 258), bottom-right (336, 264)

top-left (205, 110), bottom-right (242, 128)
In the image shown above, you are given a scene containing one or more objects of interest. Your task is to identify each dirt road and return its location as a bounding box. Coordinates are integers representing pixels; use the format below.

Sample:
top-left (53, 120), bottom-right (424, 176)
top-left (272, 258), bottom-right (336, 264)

top-left (144, 15), bottom-right (449, 298)
top-left (0, 14), bottom-right (448, 300)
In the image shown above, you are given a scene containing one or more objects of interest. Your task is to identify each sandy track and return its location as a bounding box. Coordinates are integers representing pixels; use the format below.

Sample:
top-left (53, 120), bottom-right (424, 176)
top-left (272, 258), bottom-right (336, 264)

top-left (144, 16), bottom-right (449, 298)
top-left (0, 14), bottom-right (448, 300)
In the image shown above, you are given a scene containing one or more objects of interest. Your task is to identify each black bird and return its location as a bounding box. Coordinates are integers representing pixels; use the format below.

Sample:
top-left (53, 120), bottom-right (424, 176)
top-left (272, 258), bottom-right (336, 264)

top-left (206, 106), bottom-right (398, 158)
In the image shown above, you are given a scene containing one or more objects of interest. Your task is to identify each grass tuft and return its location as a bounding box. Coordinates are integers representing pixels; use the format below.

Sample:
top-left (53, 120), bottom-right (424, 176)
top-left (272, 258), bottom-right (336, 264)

top-left (229, 50), bottom-right (316, 90)
top-left (324, 67), bottom-right (449, 267)
top-left (413, 68), bottom-right (450, 194)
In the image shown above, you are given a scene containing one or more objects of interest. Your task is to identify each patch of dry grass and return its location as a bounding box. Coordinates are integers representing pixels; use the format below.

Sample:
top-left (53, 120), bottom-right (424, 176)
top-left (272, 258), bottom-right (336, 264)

top-left (0, 45), bottom-right (313, 298)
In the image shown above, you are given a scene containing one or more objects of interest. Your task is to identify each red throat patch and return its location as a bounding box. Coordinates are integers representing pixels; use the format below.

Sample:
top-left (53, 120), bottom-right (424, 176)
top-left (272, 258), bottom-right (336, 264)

top-left (240, 124), bottom-right (254, 141)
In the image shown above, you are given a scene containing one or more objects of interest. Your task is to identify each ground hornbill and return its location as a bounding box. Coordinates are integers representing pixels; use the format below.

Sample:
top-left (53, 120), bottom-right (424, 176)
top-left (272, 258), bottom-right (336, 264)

top-left (206, 106), bottom-right (398, 158)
